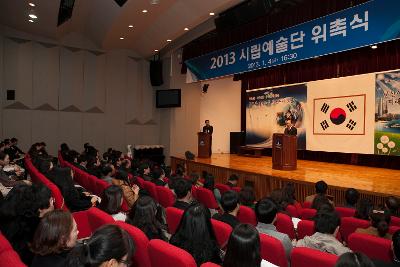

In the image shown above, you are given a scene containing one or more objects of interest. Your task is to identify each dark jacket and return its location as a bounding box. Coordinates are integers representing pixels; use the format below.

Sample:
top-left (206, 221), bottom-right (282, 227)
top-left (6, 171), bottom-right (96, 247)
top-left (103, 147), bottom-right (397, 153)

top-left (31, 251), bottom-right (69, 267)
top-left (212, 213), bottom-right (240, 229)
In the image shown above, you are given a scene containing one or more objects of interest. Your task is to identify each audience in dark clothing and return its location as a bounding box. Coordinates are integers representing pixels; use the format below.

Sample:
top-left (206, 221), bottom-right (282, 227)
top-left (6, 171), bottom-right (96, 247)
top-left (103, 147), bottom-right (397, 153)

top-left (173, 178), bottom-right (194, 210)
top-left (212, 190), bottom-right (240, 228)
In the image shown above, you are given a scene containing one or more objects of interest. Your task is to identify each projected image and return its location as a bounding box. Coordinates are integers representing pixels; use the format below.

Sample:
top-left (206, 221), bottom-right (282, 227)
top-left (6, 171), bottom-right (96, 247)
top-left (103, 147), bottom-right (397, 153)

top-left (246, 84), bottom-right (307, 149)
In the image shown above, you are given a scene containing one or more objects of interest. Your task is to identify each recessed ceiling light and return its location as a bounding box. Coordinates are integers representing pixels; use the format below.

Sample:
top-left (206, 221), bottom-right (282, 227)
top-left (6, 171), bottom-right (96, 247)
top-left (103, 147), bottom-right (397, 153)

top-left (167, 39), bottom-right (172, 42)
top-left (128, 25), bottom-right (133, 28)
top-left (184, 27), bottom-right (189, 31)
top-left (29, 14), bottom-right (37, 19)
top-left (209, 12), bottom-right (215, 16)
top-left (142, 9), bottom-right (148, 13)
top-left (155, 49), bottom-right (159, 52)
top-left (120, 37), bottom-right (124, 40)
top-left (29, 3), bottom-right (35, 7)
top-left (371, 45), bottom-right (378, 49)
top-left (28, 19), bottom-right (34, 23)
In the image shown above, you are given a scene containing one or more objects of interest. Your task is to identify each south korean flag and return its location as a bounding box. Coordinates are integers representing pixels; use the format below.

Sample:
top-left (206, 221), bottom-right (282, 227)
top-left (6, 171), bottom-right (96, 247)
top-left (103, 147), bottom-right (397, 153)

top-left (313, 94), bottom-right (366, 135)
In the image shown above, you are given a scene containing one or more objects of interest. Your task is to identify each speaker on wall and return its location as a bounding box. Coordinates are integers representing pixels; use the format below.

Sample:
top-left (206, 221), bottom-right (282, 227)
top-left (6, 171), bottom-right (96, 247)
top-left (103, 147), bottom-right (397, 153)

top-left (150, 60), bottom-right (163, 86)
top-left (6, 90), bottom-right (15, 100)
top-left (230, 131), bottom-right (245, 154)
top-left (114, 0), bottom-right (128, 7)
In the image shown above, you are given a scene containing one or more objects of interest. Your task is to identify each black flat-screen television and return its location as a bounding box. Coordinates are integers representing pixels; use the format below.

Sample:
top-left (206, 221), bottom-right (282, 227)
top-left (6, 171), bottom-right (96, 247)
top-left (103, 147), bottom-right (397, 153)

top-left (156, 89), bottom-right (181, 108)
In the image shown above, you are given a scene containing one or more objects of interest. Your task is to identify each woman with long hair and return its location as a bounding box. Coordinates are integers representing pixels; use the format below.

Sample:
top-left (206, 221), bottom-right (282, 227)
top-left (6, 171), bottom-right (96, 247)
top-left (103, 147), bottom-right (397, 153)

top-left (99, 185), bottom-right (126, 221)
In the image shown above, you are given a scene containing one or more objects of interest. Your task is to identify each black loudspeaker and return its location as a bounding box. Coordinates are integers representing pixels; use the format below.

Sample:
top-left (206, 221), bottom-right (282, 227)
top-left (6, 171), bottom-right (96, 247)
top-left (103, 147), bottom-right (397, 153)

top-left (114, 0), bottom-right (128, 7)
top-left (7, 90), bottom-right (15, 100)
top-left (150, 60), bottom-right (163, 86)
top-left (230, 131), bottom-right (245, 154)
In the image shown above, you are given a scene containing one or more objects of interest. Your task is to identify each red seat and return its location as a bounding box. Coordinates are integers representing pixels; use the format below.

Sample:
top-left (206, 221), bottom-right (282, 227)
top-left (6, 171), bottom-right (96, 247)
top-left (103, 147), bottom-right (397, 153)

top-left (348, 233), bottom-right (392, 262)
top-left (166, 207), bottom-right (184, 234)
top-left (237, 205), bottom-right (257, 226)
top-left (143, 181), bottom-right (159, 202)
top-left (275, 213), bottom-right (296, 240)
top-left (148, 239), bottom-right (197, 267)
top-left (335, 207), bottom-right (356, 218)
top-left (260, 233), bottom-right (288, 267)
top-left (291, 247), bottom-right (338, 267)
top-left (191, 186), bottom-right (198, 199)
top-left (120, 199), bottom-right (130, 212)
top-left (215, 183), bottom-right (231, 195)
top-left (135, 177), bottom-right (145, 189)
top-left (211, 219), bottom-right (232, 248)
top-left (72, 207), bottom-right (115, 239)
top-left (231, 186), bottom-right (241, 193)
top-left (196, 187), bottom-right (219, 210)
top-left (300, 208), bottom-right (317, 220)
top-left (297, 220), bottom-right (315, 240)
top-left (391, 216), bottom-right (400, 227)
top-left (156, 186), bottom-right (175, 208)
top-left (390, 226), bottom-right (400, 235)
top-left (0, 233), bottom-right (26, 267)
top-left (200, 263), bottom-right (221, 267)
top-left (340, 217), bottom-right (370, 243)
top-left (302, 202), bottom-right (312, 208)
top-left (113, 221), bottom-right (151, 267)
top-left (286, 204), bottom-right (300, 218)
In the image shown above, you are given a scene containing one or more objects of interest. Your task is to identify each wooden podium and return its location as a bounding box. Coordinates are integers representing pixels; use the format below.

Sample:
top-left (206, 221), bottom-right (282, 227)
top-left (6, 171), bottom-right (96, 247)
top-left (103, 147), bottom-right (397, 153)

top-left (272, 133), bottom-right (297, 170)
top-left (198, 132), bottom-right (212, 158)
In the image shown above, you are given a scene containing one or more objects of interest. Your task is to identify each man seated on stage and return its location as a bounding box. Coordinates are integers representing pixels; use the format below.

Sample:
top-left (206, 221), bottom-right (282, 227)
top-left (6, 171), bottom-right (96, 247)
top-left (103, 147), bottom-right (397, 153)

top-left (305, 180), bottom-right (334, 205)
top-left (226, 174), bottom-right (239, 188)
top-left (284, 118), bottom-right (297, 136)
top-left (203, 119), bottom-right (213, 134)
top-left (296, 211), bottom-right (351, 256)
top-left (173, 178), bottom-right (195, 210)
top-left (212, 190), bottom-right (240, 228)
top-left (255, 198), bottom-right (293, 261)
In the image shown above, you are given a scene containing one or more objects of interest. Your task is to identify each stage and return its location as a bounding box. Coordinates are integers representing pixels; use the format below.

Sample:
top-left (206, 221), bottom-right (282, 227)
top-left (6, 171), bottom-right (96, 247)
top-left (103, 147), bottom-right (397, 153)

top-left (171, 154), bottom-right (400, 206)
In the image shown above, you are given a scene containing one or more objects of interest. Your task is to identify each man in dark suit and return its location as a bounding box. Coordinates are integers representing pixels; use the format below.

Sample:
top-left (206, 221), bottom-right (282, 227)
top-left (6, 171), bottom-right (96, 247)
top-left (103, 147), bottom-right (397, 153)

top-left (284, 118), bottom-right (297, 136)
top-left (202, 120), bottom-right (213, 134)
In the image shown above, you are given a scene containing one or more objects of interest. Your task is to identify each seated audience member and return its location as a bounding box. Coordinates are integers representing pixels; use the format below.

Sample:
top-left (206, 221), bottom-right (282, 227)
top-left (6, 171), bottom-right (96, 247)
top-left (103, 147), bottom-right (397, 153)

top-left (60, 143), bottom-right (70, 159)
top-left (305, 180), bottom-right (333, 204)
top-left (76, 154), bottom-right (88, 171)
top-left (239, 186), bottom-right (256, 209)
top-left (8, 137), bottom-right (24, 161)
top-left (356, 209), bottom-right (392, 240)
top-left (173, 178), bottom-right (194, 210)
top-left (119, 159), bottom-right (132, 173)
top-left (0, 151), bottom-right (29, 189)
top-left (152, 167), bottom-right (167, 186)
top-left (374, 230), bottom-right (400, 267)
top-left (312, 194), bottom-right (335, 212)
top-left (386, 196), bottom-right (400, 217)
top-left (112, 171), bottom-right (139, 208)
top-left (226, 174), bottom-right (239, 188)
top-left (138, 162), bottom-right (152, 181)
top-left (269, 189), bottom-right (285, 212)
top-left (175, 163), bottom-right (186, 177)
top-left (0, 184), bottom-right (54, 264)
top-left (66, 225), bottom-right (134, 267)
top-left (30, 210), bottom-right (78, 267)
top-left (355, 198), bottom-right (374, 220)
top-left (344, 188), bottom-right (360, 209)
top-left (66, 150), bottom-right (80, 164)
top-left (204, 173), bottom-right (221, 204)
top-left (281, 182), bottom-right (299, 208)
top-left (99, 185), bottom-right (126, 221)
top-left (101, 164), bottom-right (115, 184)
top-left (213, 190), bottom-right (240, 228)
top-left (127, 196), bottom-right (167, 240)
top-left (296, 211), bottom-right (351, 255)
top-left (335, 252), bottom-right (375, 267)
top-left (86, 157), bottom-right (102, 178)
top-left (224, 223), bottom-right (278, 267)
top-left (255, 198), bottom-right (293, 259)
top-left (190, 172), bottom-right (203, 187)
top-left (170, 203), bottom-right (222, 266)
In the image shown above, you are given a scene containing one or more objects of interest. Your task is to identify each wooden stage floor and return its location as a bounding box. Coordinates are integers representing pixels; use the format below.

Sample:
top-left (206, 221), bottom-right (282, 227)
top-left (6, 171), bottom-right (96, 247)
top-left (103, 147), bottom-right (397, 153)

top-left (171, 154), bottom-right (400, 204)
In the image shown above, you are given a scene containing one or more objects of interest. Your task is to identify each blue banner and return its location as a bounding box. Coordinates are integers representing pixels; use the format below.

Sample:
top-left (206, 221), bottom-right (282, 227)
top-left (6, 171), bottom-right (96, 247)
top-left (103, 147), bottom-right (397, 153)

top-left (185, 0), bottom-right (400, 81)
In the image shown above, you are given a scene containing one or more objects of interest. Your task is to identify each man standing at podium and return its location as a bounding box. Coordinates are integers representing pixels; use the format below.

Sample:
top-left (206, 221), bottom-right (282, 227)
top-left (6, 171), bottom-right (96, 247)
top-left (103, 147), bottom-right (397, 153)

top-left (203, 120), bottom-right (213, 135)
top-left (284, 119), bottom-right (297, 136)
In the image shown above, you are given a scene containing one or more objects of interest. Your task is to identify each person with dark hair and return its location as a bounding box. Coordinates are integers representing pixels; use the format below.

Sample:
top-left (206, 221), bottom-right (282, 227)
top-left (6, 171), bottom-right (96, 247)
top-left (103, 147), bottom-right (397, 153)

top-left (126, 196), bottom-right (167, 240)
top-left (86, 157), bottom-right (102, 178)
top-left (296, 211), bottom-right (351, 255)
top-left (356, 209), bottom-right (392, 239)
top-left (203, 119), bottom-right (214, 134)
top-left (99, 185), bottom-right (126, 221)
top-left (138, 162), bottom-right (152, 181)
top-left (269, 189), bottom-right (285, 212)
top-left (355, 198), bottom-right (374, 220)
top-left (101, 164), bottom-right (115, 184)
top-left (284, 118), bottom-right (297, 136)
top-left (204, 173), bottom-right (221, 204)
top-left (112, 171), bottom-right (139, 208)
top-left (213, 190), bottom-right (240, 228)
top-left (386, 196), bottom-right (400, 217)
top-left (66, 224), bottom-right (134, 267)
top-left (305, 180), bottom-right (333, 204)
top-left (344, 188), bottom-right (360, 209)
top-left (170, 203), bottom-right (222, 266)
top-left (0, 184), bottom-right (53, 264)
top-left (239, 186), bottom-right (256, 209)
top-left (255, 198), bottom-right (292, 260)
top-left (312, 194), bottom-right (334, 212)
top-left (190, 172), bottom-right (203, 187)
top-left (281, 182), bottom-right (300, 210)
top-left (30, 210), bottom-right (78, 267)
top-left (226, 174), bottom-right (239, 188)
top-left (152, 167), bottom-right (166, 187)
top-left (175, 163), bottom-right (186, 177)
top-left (76, 154), bottom-right (88, 171)
top-left (173, 178), bottom-right (194, 210)
top-left (223, 224), bottom-right (277, 267)
top-left (335, 252), bottom-right (375, 267)
top-left (0, 151), bottom-right (30, 191)
top-left (8, 137), bottom-right (24, 161)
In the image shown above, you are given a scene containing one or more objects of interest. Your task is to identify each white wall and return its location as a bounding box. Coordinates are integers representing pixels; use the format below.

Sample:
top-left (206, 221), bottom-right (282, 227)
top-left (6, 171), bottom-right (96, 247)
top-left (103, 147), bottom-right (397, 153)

top-left (0, 30), bottom-right (160, 155)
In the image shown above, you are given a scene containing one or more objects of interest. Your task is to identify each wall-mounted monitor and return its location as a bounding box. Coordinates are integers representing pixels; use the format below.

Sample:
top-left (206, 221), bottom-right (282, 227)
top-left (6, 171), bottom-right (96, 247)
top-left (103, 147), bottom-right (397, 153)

top-left (156, 89), bottom-right (181, 108)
